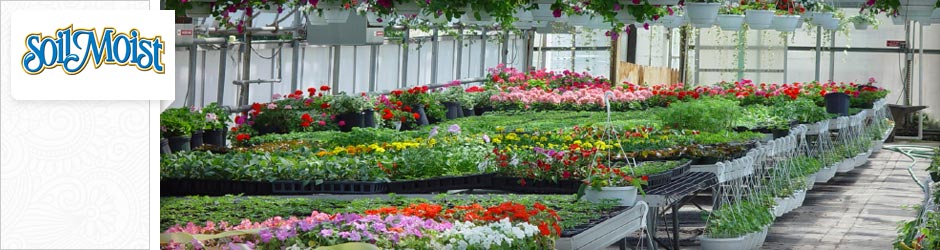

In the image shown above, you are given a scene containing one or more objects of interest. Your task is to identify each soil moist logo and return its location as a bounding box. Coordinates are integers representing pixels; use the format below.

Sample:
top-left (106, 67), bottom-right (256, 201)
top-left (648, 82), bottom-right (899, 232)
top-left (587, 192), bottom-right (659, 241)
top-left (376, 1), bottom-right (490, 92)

top-left (21, 26), bottom-right (165, 75)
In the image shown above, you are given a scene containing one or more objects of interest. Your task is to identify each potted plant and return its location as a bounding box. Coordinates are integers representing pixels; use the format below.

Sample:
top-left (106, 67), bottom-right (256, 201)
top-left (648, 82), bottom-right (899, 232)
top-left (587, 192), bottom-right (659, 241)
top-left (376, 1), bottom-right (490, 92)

top-left (160, 135), bottom-right (171, 155)
top-left (201, 102), bottom-right (230, 147)
top-left (330, 93), bottom-right (368, 132)
top-left (743, 0), bottom-right (775, 29)
top-left (361, 94), bottom-right (377, 128)
top-left (160, 107), bottom-right (194, 153)
top-left (771, 2), bottom-right (802, 32)
top-left (657, 6), bottom-right (686, 29)
top-left (394, 86), bottom-right (431, 126)
top-left (848, 13), bottom-right (879, 30)
top-left (250, 102), bottom-right (297, 135)
top-left (717, 4), bottom-right (746, 31)
top-left (807, 1), bottom-right (836, 25)
top-left (187, 107), bottom-right (206, 149)
top-left (686, 0), bottom-right (722, 28)
top-left (578, 163), bottom-right (647, 206)
top-left (439, 86), bottom-right (466, 120)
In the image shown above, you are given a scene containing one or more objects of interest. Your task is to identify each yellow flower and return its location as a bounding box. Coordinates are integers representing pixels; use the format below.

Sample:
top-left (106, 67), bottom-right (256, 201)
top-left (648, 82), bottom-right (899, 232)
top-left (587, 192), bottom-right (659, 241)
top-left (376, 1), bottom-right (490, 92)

top-left (332, 146), bottom-right (345, 154)
top-left (515, 128), bottom-right (524, 133)
top-left (375, 147), bottom-right (386, 153)
top-left (492, 138), bottom-right (502, 144)
top-left (496, 126), bottom-right (505, 132)
top-left (346, 146), bottom-right (357, 155)
top-left (540, 136), bottom-right (548, 142)
top-left (316, 150), bottom-right (330, 157)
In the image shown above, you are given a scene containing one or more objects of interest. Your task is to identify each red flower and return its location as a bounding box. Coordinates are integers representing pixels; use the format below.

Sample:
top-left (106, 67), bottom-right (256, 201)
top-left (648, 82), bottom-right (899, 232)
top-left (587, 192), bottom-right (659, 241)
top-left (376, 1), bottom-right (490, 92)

top-left (301, 121), bottom-right (311, 127)
top-left (307, 87), bottom-right (316, 96)
top-left (391, 89), bottom-right (403, 96)
top-left (641, 175), bottom-right (649, 181)
top-left (519, 179), bottom-right (527, 186)
top-left (251, 102), bottom-right (262, 113)
top-left (412, 113), bottom-right (420, 120)
top-left (320, 85), bottom-right (331, 91)
top-left (301, 113), bottom-right (313, 122)
top-left (235, 133), bottom-right (251, 142)
top-left (403, 106), bottom-right (413, 112)
top-left (320, 103), bottom-right (330, 109)
top-left (538, 222), bottom-right (551, 236)
top-left (382, 111), bottom-right (394, 120)
top-left (231, 127), bottom-right (238, 132)
top-left (294, 90), bottom-right (303, 96)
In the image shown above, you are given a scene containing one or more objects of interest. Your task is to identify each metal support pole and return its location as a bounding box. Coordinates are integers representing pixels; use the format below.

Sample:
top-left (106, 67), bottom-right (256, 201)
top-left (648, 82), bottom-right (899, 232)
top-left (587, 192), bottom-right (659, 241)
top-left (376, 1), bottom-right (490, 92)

top-left (480, 27), bottom-right (487, 77)
top-left (626, 24), bottom-right (637, 64)
top-left (455, 27), bottom-right (464, 79)
top-left (400, 29), bottom-right (410, 88)
top-left (696, 29), bottom-right (703, 85)
top-left (736, 30), bottom-right (745, 80)
top-left (525, 30), bottom-right (534, 71)
top-left (756, 31), bottom-right (763, 82)
top-left (918, 23), bottom-right (924, 139)
top-left (187, 44), bottom-right (197, 107)
top-left (541, 33), bottom-right (548, 69)
top-left (291, 40), bottom-right (300, 91)
top-left (679, 27), bottom-right (688, 84)
top-left (200, 50), bottom-right (207, 107)
top-left (814, 26), bottom-right (821, 82)
top-left (237, 18), bottom-right (252, 107)
top-left (610, 32), bottom-right (619, 83)
top-left (666, 30), bottom-right (673, 69)
top-left (828, 30), bottom-right (835, 81)
top-left (501, 30), bottom-right (510, 65)
top-left (217, 44), bottom-right (228, 105)
top-left (570, 33), bottom-right (576, 70)
top-left (431, 28), bottom-right (440, 84)
top-left (369, 45), bottom-right (379, 92)
top-left (331, 46), bottom-right (341, 94)
top-left (783, 38), bottom-right (788, 84)
top-left (903, 21), bottom-right (912, 105)
top-left (352, 46), bottom-right (359, 93)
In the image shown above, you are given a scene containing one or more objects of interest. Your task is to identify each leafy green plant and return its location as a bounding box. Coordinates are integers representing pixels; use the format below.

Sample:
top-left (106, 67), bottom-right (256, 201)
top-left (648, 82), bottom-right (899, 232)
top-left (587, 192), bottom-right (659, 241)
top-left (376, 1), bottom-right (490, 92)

top-left (330, 93), bottom-right (369, 114)
top-left (161, 107), bottom-right (195, 137)
top-left (202, 103), bottom-right (230, 130)
top-left (657, 97), bottom-right (741, 133)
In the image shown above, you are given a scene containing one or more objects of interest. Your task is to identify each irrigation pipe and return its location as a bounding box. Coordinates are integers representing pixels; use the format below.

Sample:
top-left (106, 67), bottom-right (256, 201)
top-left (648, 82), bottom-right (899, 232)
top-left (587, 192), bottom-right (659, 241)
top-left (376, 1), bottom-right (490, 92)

top-left (883, 144), bottom-right (935, 245)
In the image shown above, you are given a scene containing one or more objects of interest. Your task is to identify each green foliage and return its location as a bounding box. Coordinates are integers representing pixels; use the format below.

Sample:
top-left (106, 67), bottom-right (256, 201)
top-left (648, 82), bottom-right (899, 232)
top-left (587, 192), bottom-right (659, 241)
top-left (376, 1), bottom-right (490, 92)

top-left (704, 200), bottom-right (774, 238)
top-left (202, 103), bottom-right (230, 130)
top-left (160, 194), bottom-right (619, 232)
top-left (657, 97), bottom-right (741, 133)
top-left (161, 107), bottom-right (196, 137)
top-left (330, 94), bottom-right (370, 114)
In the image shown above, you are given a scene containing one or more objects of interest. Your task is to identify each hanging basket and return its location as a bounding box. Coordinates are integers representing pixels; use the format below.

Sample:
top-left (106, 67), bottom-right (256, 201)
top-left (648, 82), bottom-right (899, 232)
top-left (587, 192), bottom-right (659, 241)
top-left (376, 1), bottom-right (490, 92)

top-left (744, 10), bottom-right (774, 30)
top-left (810, 12), bottom-right (833, 25)
top-left (514, 7), bottom-right (534, 22)
top-left (532, 4), bottom-right (561, 22)
top-left (307, 11), bottom-right (329, 26)
top-left (821, 16), bottom-right (840, 30)
top-left (365, 12), bottom-right (385, 26)
top-left (646, 0), bottom-right (681, 5)
top-left (566, 13), bottom-right (592, 26)
top-left (461, 10), bottom-right (494, 25)
top-left (701, 235), bottom-right (748, 250)
top-left (185, 4), bottom-right (212, 18)
top-left (853, 21), bottom-right (869, 30)
top-left (686, 2), bottom-right (720, 28)
top-left (658, 14), bottom-right (685, 29)
top-left (616, 11), bottom-right (637, 24)
top-left (581, 186), bottom-right (638, 206)
top-left (717, 14), bottom-right (745, 31)
top-left (317, 2), bottom-right (350, 24)
top-left (395, 2), bottom-right (421, 17)
top-left (772, 15), bottom-right (800, 32)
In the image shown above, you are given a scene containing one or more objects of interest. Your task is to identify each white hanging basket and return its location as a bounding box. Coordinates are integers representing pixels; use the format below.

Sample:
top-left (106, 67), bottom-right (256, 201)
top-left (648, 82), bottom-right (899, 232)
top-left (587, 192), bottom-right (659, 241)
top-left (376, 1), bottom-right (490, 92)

top-left (701, 235), bottom-right (749, 250)
top-left (853, 21), bottom-right (869, 30)
top-left (659, 14), bottom-right (685, 28)
top-left (744, 10), bottom-right (774, 29)
top-left (307, 10), bottom-right (328, 26)
top-left (395, 2), bottom-right (421, 17)
top-left (899, 6), bottom-right (934, 21)
top-left (837, 158), bottom-right (855, 173)
top-left (185, 4), bottom-right (212, 18)
top-left (796, 17), bottom-right (805, 28)
top-left (420, 12), bottom-right (450, 24)
top-left (514, 7), bottom-right (534, 22)
top-left (646, 0), bottom-right (681, 5)
top-left (513, 21), bottom-right (535, 29)
top-left (566, 13), bottom-right (592, 26)
top-left (461, 10), bottom-right (494, 25)
top-left (810, 12), bottom-right (833, 25)
top-left (821, 16), bottom-right (840, 30)
top-left (581, 186), bottom-right (638, 206)
top-left (532, 4), bottom-right (561, 22)
top-left (686, 2), bottom-right (720, 28)
top-left (616, 11), bottom-right (637, 24)
top-left (772, 15), bottom-right (800, 32)
top-left (717, 14), bottom-right (745, 31)
top-left (317, 2), bottom-right (349, 24)
top-left (365, 12), bottom-right (385, 26)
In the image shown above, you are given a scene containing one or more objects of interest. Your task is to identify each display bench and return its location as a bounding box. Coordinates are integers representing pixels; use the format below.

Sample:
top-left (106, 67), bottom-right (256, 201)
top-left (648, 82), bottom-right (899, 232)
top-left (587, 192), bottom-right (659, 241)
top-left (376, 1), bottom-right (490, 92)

top-left (556, 201), bottom-right (650, 250)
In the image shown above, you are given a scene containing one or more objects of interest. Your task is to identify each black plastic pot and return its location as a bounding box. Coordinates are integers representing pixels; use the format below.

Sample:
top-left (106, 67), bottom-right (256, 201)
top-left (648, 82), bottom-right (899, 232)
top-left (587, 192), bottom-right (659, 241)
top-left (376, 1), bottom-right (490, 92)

top-left (824, 92), bottom-right (850, 116)
top-left (462, 108), bottom-right (474, 117)
top-left (362, 109), bottom-right (376, 128)
top-left (253, 124), bottom-right (286, 136)
top-left (160, 138), bottom-right (171, 155)
top-left (190, 130), bottom-right (204, 149)
top-left (167, 136), bottom-right (191, 153)
top-left (413, 105), bottom-right (429, 126)
top-left (772, 129), bottom-right (790, 139)
top-left (442, 102), bottom-right (464, 120)
top-left (337, 112), bottom-right (365, 132)
top-left (203, 129), bottom-right (225, 147)
top-left (474, 106), bottom-right (493, 116)
top-left (931, 172), bottom-right (940, 182)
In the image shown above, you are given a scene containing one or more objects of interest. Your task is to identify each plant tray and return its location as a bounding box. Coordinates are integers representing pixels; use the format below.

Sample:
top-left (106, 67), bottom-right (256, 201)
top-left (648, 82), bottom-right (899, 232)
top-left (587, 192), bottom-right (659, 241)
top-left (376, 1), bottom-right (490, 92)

top-left (638, 161), bottom-right (692, 189)
top-left (559, 206), bottom-right (630, 238)
top-left (491, 176), bottom-right (581, 194)
top-left (555, 202), bottom-right (648, 250)
top-left (387, 174), bottom-right (495, 194)
top-left (271, 181), bottom-right (388, 194)
top-left (161, 178), bottom-right (271, 196)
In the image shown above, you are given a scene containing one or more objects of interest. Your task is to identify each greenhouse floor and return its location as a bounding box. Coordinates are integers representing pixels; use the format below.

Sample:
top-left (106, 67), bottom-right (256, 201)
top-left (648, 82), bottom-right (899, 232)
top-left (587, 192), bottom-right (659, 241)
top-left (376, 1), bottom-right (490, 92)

top-left (617, 142), bottom-right (935, 250)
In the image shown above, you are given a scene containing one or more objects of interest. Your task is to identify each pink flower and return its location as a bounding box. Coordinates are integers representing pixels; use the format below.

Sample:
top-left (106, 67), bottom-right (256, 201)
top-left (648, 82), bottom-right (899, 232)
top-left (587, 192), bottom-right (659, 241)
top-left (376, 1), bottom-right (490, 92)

top-left (267, 103), bottom-right (277, 110)
top-left (318, 120), bottom-right (326, 126)
top-left (339, 120), bottom-right (346, 126)
top-left (272, 93), bottom-right (282, 99)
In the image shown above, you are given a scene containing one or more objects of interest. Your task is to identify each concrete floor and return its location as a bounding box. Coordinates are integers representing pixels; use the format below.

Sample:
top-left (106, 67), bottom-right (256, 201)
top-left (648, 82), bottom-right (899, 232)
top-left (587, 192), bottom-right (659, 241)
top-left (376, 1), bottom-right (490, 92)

top-left (615, 142), bottom-right (935, 250)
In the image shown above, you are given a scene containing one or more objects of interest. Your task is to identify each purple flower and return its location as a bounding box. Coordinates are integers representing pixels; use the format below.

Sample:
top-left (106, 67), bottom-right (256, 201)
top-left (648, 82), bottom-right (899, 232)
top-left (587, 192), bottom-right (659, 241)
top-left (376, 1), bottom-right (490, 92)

top-left (320, 229), bottom-right (333, 237)
top-left (429, 126), bottom-right (439, 138)
top-left (259, 229), bottom-right (273, 243)
top-left (643, 23), bottom-right (650, 30)
top-left (448, 124), bottom-right (461, 134)
top-left (482, 134), bottom-right (490, 143)
top-left (272, 93), bottom-right (282, 99)
top-left (298, 221), bottom-right (315, 231)
top-left (274, 228), bottom-right (293, 241)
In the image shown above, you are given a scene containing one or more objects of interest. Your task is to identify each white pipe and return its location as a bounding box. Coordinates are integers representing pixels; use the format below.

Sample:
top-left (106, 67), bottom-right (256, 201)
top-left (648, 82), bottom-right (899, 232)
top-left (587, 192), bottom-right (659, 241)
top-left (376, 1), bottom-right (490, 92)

top-left (918, 23), bottom-right (924, 140)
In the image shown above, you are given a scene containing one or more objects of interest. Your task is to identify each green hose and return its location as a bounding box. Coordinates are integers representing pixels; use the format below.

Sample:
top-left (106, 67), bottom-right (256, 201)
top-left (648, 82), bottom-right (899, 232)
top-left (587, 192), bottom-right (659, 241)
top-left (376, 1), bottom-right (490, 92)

top-left (883, 144), bottom-right (936, 248)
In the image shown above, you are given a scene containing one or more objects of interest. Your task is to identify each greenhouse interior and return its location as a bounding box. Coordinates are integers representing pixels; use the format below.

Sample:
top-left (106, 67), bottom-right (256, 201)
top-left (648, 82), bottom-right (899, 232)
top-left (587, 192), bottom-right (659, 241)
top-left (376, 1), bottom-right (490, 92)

top-left (160, 0), bottom-right (940, 249)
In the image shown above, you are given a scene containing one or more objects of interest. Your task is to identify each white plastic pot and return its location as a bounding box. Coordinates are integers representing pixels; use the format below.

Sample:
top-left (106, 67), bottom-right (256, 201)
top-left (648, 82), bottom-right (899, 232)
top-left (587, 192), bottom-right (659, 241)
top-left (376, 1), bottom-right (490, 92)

top-left (582, 186), bottom-right (638, 206)
top-left (854, 152), bottom-right (869, 167)
top-left (796, 18), bottom-right (804, 28)
top-left (701, 235), bottom-right (748, 250)
top-left (837, 158), bottom-right (855, 173)
top-left (854, 22), bottom-right (869, 30)
top-left (772, 15), bottom-right (800, 32)
top-left (810, 12), bottom-right (833, 25)
top-left (532, 4), bottom-right (560, 22)
top-left (821, 16), bottom-right (840, 30)
top-left (566, 13), bottom-right (592, 26)
top-left (185, 4), bottom-right (212, 18)
top-left (647, 0), bottom-right (681, 5)
top-left (806, 173), bottom-right (817, 190)
top-left (365, 12), bottom-right (385, 26)
top-left (462, 10), bottom-right (494, 25)
top-left (318, 2), bottom-right (350, 24)
top-left (745, 10), bottom-right (774, 29)
top-left (872, 140), bottom-right (884, 153)
top-left (718, 14), bottom-right (745, 31)
top-left (307, 11), bottom-right (328, 26)
top-left (395, 2), bottom-right (421, 17)
top-left (616, 11), bottom-right (637, 24)
top-left (686, 2), bottom-right (720, 28)
top-left (514, 8), bottom-right (534, 22)
top-left (420, 12), bottom-right (451, 24)
top-left (659, 14), bottom-right (686, 28)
